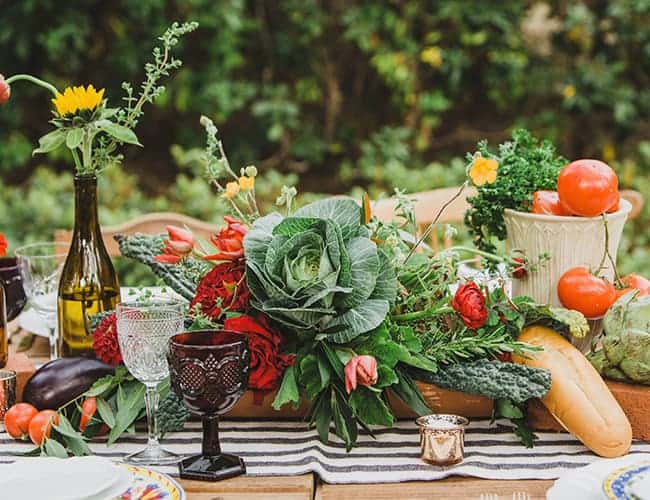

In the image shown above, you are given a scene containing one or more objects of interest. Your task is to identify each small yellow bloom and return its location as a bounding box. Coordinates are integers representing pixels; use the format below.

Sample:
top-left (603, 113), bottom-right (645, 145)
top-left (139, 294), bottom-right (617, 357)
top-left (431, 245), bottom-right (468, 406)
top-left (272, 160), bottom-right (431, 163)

top-left (51, 84), bottom-right (105, 116)
top-left (420, 46), bottom-right (443, 68)
top-left (469, 156), bottom-right (498, 186)
top-left (238, 176), bottom-right (255, 191)
top-left (223, 181), bottom-right (240, 198)
top-left (602, 143), bottom-right (616, 163)
top-left (562, 84), bottom-right (576, 100)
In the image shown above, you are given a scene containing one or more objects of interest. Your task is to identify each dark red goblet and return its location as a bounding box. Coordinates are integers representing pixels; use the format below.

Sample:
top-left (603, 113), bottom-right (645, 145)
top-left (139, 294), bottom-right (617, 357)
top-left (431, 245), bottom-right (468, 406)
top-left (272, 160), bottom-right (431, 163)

top-left (168, 330), bottom-right (250, 482)
top-left (0, 258), bottom-right (27, 322)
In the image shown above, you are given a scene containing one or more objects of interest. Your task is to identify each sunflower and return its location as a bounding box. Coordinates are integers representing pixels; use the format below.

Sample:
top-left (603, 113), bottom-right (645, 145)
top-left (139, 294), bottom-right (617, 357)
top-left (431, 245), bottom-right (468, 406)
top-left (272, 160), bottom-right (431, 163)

top-left (51, 84), bottom-right (105, 116)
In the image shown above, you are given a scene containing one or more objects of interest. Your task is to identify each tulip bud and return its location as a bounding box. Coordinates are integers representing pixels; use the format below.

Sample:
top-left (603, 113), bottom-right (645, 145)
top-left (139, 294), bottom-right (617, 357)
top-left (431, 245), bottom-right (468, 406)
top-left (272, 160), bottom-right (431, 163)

top-left (344, 355), bottom-right (378, 394)
top-left (0, 74), bottom-right (11, 105)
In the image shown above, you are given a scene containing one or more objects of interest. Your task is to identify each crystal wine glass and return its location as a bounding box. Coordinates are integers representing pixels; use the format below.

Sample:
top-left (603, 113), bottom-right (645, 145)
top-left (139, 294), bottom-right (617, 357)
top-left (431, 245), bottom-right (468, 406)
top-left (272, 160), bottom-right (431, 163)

top-left (116, 299), bottom-right (185, 465)
top-left (14, 243), bottom-right (68, 360)
top-left (0, 258), bottom-right (27, 322)
top-left (168, 330), bottom-right (249, 481)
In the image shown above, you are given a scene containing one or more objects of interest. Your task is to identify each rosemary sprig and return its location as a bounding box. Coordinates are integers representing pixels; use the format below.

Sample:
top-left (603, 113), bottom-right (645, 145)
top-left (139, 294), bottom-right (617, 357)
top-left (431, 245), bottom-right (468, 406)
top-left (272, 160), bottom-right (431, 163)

top-left (420, 325), bottom-right (541, 364)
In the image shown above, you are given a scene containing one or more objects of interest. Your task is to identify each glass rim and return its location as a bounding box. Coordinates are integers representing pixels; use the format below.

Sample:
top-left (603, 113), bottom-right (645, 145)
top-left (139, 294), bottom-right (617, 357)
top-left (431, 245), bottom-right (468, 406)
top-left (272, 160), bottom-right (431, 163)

top-left (0, 369), bottom-right (17, 381)
top-left (170, 329), bottom-right (247, 350)
top-left (116, 298), bottom-right (186, 311)
top-left (14, 242), bottom-right (69, 260)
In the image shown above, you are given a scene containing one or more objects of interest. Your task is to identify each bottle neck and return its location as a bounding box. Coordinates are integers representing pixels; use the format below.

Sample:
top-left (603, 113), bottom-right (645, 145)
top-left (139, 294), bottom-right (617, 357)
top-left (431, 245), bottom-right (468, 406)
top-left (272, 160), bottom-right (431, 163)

top-left (73, 175), bottom-right (101, 240)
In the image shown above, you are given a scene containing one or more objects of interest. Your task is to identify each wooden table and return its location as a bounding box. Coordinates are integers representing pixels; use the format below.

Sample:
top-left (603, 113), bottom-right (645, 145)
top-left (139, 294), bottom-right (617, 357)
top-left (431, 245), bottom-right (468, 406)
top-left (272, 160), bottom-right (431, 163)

top-left (8, 329), bottom-right (553, 500)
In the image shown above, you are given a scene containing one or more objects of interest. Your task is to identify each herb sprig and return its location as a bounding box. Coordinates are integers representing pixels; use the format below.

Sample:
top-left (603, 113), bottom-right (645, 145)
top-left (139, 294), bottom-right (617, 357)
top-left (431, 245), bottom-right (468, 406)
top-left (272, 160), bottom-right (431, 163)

top-left (464, 129), bottom-right (566, 253)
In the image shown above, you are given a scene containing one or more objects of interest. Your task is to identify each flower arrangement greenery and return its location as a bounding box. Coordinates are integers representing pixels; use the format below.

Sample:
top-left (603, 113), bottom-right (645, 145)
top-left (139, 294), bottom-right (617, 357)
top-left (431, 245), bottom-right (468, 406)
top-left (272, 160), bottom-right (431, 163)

top-left (0, 21), bottom-right (197, 176)
top-left (112, 122), bottom-right (590, 451)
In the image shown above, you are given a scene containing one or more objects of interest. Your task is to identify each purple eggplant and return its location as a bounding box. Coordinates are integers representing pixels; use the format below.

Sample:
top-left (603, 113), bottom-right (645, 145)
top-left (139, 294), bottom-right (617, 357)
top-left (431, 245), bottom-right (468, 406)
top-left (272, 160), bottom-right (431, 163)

top-left (23, 357), bottom-right (115, 410)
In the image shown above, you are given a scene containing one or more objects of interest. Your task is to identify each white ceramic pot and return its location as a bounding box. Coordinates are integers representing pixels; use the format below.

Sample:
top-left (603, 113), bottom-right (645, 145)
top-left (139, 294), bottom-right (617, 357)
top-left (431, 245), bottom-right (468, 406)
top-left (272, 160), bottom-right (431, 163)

top-left (504, 199), bottom-right (631, 308)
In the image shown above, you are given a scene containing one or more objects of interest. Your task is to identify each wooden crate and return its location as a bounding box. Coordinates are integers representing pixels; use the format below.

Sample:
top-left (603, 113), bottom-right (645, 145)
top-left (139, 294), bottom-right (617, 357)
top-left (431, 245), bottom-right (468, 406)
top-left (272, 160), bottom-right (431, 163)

top-left (527, 380), bottom-right (650, 440)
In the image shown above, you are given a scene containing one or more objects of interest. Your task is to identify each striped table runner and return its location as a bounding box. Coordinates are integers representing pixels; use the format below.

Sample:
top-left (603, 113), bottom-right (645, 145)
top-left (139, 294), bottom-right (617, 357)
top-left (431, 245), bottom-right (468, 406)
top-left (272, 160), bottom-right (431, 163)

top-left (2, 419), bottom-right (649, 484)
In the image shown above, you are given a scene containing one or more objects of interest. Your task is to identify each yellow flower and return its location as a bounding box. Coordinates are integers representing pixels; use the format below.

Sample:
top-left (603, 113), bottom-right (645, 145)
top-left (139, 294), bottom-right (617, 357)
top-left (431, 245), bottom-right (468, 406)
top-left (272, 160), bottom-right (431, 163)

top-left (51, 84), bottom-right (104, 116)
top-left (562, 84), bottom-right (576, 100)
top-left (602, 143), bottom-right (616, 163)
top-left (420, 46), bottom-right (443, 68)
top-left (223, 181), bottom-right (240, 198)
top-left (469, 156), bottom-right (498, 186)
top-left (238, 176), bottom-right (255, 191)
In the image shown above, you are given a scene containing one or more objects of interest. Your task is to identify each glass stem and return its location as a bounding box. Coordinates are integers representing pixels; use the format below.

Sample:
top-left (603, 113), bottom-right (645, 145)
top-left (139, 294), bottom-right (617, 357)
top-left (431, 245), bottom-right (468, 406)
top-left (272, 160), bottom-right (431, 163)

top-left (48, 327), bottom-right (59, 360)
top-left (144, 384), bottom-right (160, 450)
top-left (202, 415), bottom-right (222, 456)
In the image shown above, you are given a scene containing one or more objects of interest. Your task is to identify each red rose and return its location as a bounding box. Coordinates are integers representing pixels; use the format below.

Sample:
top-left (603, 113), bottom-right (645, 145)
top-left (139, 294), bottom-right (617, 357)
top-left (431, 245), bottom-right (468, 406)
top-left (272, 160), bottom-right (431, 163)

top-left (0, 75), bottom-right (10, 105)
top-left (190, 261), bottom-right (250, 320)
top-left (451, 282), bottom-right (488, 330)
top-left (344, 355), bottom-right (378, 394)
top-left (205, 216), bottom-right (248, 261)
top-left (224, 314), bottom-right (295, 397)
top-left (155, 225), bottom-right (195, 264)
top-left (92, 313), bottom-right (123, 365)
top-left (512, 257), bottom-right (527, 279)
top-left (0, 232), bottom-right (7, 257)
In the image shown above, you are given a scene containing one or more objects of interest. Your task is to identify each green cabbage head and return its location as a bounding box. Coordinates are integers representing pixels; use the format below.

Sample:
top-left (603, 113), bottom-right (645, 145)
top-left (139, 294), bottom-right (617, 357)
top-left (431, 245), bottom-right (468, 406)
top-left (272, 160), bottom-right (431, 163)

top-left (243, 198), bottom-right (396, 342)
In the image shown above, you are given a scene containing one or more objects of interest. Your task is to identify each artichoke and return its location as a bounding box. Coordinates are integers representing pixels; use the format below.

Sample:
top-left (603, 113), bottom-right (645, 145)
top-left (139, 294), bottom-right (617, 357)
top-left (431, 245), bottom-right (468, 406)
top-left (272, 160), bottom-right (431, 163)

top-left (588, 291), bottom-right (650, 385)
top-left (243, 198), bottom-right (397, 343)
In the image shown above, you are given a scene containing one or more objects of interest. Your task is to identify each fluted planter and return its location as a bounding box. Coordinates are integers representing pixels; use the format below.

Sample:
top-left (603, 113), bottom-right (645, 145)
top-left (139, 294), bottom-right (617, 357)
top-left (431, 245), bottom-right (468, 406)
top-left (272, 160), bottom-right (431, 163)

top-left (504, 200), bottom-right (631, 350)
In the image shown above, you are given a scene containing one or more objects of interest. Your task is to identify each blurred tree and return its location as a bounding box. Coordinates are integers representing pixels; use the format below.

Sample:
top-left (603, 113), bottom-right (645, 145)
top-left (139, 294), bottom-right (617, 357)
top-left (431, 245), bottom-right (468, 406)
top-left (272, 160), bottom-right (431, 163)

top-left (1, 0), bottom-right (649, 277)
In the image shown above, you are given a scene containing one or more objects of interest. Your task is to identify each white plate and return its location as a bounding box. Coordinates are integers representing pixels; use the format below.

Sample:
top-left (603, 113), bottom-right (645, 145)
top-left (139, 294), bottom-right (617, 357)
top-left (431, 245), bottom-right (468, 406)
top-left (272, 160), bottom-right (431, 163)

top-left (548, 455), bottom-right (650, 500)
top-left (0, 456), bottom-right (128, 500)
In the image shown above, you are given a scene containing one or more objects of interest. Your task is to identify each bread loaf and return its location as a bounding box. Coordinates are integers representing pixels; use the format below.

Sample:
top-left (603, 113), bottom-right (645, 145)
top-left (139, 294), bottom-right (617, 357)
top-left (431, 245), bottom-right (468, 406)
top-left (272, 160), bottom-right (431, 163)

top-left (513, 325), bottom-right (632, 458)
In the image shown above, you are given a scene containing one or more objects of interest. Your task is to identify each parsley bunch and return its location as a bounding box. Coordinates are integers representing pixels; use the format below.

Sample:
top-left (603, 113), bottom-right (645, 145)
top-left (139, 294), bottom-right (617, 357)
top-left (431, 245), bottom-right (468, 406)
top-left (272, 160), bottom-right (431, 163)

top-left (464, 129), bottom-right (566, 253)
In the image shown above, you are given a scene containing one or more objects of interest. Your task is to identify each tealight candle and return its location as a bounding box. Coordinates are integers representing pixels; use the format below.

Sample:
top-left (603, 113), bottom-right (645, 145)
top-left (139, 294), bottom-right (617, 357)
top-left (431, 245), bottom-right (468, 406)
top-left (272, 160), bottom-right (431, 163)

top-left (416, 414), bottom-right (469, 466)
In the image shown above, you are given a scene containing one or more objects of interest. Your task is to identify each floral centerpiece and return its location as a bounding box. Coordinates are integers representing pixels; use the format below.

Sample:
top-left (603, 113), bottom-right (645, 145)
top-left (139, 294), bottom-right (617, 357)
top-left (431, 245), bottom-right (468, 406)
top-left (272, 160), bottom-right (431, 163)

top-left (113, 118), bottom-right (591, 450)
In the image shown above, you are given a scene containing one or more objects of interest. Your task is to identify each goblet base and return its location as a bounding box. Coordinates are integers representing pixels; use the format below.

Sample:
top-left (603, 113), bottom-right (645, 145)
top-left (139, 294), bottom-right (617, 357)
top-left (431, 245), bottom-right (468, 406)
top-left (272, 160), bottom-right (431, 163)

top-left (179, 453), bottom-right (246, 482)
top-left (124, 446), bottom-right (181, 466)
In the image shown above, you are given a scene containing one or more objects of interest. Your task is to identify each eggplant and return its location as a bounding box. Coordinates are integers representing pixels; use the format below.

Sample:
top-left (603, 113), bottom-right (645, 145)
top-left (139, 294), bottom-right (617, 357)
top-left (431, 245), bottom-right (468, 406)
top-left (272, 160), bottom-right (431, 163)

top-left (23, 357), bottom-right (115, 410)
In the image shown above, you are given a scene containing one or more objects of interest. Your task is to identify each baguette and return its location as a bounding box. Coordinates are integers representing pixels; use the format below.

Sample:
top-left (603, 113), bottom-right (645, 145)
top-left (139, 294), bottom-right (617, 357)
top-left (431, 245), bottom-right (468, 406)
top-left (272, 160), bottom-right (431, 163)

top-left (513, 325), bottom-right (632, 458)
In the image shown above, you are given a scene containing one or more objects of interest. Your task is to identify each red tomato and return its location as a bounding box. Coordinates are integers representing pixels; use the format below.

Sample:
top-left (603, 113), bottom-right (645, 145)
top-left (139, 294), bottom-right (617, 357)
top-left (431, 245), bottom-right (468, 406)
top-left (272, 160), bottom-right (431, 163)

top-left (79, 397), bottom-right (97, 433)
top-left (531, 190), bottom-right (569, 216)
top-left (606, 191), bottom-right (620, 213)
top-left (557, 159), bottom-right (619, 217)
top-left (621, 274), bottom-right (650, 295)
top-left (557, 266), bottom-right (617, 318)
top-left (3, 403), bottom-right (38, 440)
top-left (28, 410), bottom-right (59, 446)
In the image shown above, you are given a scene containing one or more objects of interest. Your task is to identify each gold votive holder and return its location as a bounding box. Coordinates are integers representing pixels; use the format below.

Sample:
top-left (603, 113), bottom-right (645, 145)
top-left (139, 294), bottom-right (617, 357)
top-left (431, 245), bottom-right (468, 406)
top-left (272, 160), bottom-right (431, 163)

top-left (416, 414), bottom-right (469, 466)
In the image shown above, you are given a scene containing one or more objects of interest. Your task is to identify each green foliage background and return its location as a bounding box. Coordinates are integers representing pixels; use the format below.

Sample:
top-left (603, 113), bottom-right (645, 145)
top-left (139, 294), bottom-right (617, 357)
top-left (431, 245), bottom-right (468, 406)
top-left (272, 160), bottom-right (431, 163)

top-left (1, 0), bottom-right (648, 280)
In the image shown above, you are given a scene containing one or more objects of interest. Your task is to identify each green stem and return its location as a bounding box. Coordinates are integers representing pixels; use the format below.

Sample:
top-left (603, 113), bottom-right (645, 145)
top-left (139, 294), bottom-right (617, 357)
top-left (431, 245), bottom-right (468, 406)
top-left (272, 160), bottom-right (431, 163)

top-left (5, 74), bottom-right (58, 95)
top-left (392, 305), bottom-right (453, 322)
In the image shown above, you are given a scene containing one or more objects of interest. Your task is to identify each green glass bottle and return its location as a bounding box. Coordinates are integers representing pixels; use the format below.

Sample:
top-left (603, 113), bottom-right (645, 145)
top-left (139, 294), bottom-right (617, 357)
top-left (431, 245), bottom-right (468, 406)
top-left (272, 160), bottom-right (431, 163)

top-left (58, 175), bottom-right (121, 357)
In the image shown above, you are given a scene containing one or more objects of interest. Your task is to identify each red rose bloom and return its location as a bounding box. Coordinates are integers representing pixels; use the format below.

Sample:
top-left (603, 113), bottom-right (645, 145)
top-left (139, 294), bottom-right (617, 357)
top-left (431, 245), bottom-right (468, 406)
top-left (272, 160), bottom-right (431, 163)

top-left (0, 75), bottom-right (10, 105)
top-left (190, 261), bottom-right (250, 320)
top-left (512, 257), bottom-right (527, 279)
top-left (224, 314), bottom-right (295, 397)
top-left (452, 282), bottom-right (488, 330)
top-left (205, 216), bottom-right (248, 261)
top-left (92, 313), bottom-right (123, 365)
top-left (0, 232), bottom-right (7, 257)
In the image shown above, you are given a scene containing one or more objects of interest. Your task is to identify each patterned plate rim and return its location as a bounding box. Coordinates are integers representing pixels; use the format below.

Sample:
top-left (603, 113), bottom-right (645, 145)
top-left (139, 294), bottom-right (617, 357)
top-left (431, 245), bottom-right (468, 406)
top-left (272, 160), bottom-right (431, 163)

top-left (120, 464), bottom-right (186, 500)
top-left (603, 461), bottom-right (650, 500)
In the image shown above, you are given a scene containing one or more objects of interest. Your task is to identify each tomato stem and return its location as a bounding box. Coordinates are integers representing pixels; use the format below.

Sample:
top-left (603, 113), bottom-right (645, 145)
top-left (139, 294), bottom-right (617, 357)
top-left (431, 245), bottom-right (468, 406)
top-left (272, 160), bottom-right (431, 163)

top-left (596, 215), bottom-right (623, 287)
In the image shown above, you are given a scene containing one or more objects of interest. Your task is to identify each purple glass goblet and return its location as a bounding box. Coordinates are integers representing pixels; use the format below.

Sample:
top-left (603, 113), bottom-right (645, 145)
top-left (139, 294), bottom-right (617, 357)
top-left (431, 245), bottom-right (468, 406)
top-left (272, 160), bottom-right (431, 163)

top-left (168, 330), bottom-right (250, 482)
top-left (0, 258), bottom-right (27, 322)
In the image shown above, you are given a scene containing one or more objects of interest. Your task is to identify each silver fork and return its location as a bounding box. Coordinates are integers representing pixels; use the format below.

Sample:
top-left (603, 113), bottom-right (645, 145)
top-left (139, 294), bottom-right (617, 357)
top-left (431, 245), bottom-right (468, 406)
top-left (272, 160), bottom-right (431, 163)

top-left (479, 494), bottom-right (499, 500)
top-left (512, 492), bottom-right (531, 500)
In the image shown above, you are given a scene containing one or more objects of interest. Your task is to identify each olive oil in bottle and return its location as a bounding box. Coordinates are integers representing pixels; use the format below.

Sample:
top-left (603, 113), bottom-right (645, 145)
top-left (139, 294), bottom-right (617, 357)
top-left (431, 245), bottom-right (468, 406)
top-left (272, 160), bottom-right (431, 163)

top-left (57, 175), bottom-right (121, 357)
